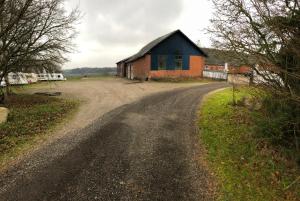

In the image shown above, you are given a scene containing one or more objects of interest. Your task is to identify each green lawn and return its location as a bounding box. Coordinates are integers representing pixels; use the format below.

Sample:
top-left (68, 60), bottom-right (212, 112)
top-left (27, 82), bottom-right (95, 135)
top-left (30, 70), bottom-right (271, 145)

top-left (0, 94), bottom-right (79, 166)
top-left (199, 87), bottom-right (300, 201)
top-left (150, 76), bottom-right (215, 83)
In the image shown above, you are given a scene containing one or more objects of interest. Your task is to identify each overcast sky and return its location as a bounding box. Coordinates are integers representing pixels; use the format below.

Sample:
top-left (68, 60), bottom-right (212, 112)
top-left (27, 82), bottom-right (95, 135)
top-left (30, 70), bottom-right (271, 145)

top-left (63, 0), bottom-right (214, 69)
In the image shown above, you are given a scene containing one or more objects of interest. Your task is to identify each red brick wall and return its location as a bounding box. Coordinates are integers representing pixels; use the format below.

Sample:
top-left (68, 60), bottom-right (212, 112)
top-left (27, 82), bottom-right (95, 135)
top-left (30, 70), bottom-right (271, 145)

top-left (205, 64), bottom-right (252, 74)
top-left (149, 55), bottom-right (205, 78)
top-left (205, 65), bottom-right (225, 71)
top-left (130, 54), bottom-right (151, 79)
top-left (239, 65), bottom-right (252, 73)
top-left (228, 65), bottom-right (252, 74)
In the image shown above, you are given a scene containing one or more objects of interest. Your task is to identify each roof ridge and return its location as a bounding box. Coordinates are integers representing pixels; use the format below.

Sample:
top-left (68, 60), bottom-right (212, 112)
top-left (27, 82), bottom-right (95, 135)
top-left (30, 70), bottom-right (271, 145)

top-left (117, 29), bottom-right (206, 64)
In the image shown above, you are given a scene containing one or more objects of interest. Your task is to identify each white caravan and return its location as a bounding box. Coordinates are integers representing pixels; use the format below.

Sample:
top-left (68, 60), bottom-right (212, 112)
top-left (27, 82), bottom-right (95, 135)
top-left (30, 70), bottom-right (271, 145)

top-left (48, 73), bottom-right (67, 81)
top-left (24, 73), bottom-right (38, 84)
top-left (37, 73), bottom-right (66, 81)
top-left (3, 72), bottom-right (29, 85)
top-left (37, 73), bottom-right (49, 81)
top-left (0, 79), bottom-right (5, 87)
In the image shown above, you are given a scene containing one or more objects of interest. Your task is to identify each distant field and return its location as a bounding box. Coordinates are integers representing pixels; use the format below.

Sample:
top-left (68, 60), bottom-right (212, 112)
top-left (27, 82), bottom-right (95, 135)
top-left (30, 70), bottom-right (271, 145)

top-left (65, 74), bottom-right (115, 81)
top-left (63, 67), bottom-right (116, 78)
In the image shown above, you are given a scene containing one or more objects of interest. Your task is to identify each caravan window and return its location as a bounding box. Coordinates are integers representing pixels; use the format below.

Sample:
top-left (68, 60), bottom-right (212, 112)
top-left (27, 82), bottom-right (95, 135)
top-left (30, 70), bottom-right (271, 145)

top-left (12, 75), bottom-right (17, 79)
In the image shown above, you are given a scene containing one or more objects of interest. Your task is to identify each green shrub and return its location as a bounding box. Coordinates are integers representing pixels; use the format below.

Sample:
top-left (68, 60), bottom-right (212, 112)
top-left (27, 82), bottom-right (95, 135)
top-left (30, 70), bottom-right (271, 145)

top-left (199, 87), bottom-right (300, 200)
top-left (253, 94), bottom-right (300, 151)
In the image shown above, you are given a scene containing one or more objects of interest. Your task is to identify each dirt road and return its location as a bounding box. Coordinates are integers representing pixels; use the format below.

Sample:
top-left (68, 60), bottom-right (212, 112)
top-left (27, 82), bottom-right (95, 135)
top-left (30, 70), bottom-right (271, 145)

top-left (0, 82), bottom-right (226, 201)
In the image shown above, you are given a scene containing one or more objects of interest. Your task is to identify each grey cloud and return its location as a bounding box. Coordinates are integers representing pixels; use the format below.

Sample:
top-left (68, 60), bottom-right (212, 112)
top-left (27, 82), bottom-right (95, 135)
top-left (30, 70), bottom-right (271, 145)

top-left (67, 0), bottom-right (183, 46)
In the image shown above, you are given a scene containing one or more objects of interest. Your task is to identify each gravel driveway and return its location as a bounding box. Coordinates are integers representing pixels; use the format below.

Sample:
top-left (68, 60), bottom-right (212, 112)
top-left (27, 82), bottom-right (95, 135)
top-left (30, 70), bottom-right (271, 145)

top-left (0, 81), bottom-right (227, 201)
top-left (26, 78), bottom-right (209, 136)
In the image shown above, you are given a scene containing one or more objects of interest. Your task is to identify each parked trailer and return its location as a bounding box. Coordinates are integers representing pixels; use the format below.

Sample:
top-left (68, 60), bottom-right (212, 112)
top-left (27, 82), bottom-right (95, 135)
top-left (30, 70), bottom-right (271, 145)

top-left (37, 73), bottom-right (67, 81)
top-left (0, 72), bottom-right (29, 86)
top-left (24, 73), bottom-right (38, 84)
top-left (0, 80), bottom-right (5, 87)
top-left (37, 73), bottom-right (49, 81)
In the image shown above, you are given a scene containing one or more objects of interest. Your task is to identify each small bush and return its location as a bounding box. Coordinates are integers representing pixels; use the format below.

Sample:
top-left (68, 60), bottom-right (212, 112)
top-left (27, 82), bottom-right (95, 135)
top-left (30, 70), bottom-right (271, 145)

top-left (253, 94), bottom-right (300, 151)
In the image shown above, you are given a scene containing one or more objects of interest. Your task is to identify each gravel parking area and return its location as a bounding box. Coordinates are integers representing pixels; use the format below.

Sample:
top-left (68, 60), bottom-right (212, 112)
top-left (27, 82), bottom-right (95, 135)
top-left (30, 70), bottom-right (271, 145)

top-left (0, 81), bottom-right (227, 201)
top-left (27, 77), bottom-right (208, 136)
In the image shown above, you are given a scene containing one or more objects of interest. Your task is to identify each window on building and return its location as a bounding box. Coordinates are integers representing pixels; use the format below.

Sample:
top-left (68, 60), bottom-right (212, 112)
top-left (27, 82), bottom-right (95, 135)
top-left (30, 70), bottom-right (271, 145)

top-left (158, 55), bottom-right (167, 70)
top-left (175, 55), bottom-right (183, 70)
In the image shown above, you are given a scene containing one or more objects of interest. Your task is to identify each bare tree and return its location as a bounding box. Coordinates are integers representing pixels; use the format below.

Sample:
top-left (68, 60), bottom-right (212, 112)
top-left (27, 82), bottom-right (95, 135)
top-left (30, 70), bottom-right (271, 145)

top-left (0, 0), bottom-right (80, 101)
top-left (208, 0), bottom-right (299, 101)
top-left (207, 0), bottom-right (300, 151)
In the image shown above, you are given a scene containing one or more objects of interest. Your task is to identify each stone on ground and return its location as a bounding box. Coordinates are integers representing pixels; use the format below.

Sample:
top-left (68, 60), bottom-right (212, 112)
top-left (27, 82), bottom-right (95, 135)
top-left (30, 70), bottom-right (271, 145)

top-left (0, 107), bottom-right (9, 124)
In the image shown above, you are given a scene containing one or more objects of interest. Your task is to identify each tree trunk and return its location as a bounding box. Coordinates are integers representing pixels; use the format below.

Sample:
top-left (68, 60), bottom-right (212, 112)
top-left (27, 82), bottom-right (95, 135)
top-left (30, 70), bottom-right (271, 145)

top-left (4, 75), bottom-right (11, 96)
top-left (0, 89), bottom-right (4, 104)
top-left (0, 75), bottom-right (5, 104)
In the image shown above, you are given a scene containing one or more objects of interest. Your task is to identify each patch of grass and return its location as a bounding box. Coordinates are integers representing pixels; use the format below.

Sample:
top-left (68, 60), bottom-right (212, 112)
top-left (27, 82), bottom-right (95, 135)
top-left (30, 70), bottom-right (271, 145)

top-left (199, 87), bottom-right (300, 201)
top-left (150, 76), bottom-right (214, 83)
top-left (9, 82), bottom-right (61, 92)
top-left (66, 74), bottom-right (114, 81)
top-left (0, 94), bottom-right (79, 165)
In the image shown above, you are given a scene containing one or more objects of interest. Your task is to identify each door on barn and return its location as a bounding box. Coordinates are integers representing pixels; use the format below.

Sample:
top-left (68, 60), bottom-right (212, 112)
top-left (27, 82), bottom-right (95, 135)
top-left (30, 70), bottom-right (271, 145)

top-left (127, 65), bottom-right (130, 79)
top-left (127, 65), bottom-right (134, 80)
top-left (130, 65), bottom-right (134, 80)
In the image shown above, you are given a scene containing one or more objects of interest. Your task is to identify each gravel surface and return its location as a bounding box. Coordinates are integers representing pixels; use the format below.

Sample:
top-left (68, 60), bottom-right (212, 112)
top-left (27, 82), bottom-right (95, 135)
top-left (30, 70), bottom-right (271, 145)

top-left (0, 82), bottom-right (227, 201)
top-left (26, 78), bottom-right (209, 136)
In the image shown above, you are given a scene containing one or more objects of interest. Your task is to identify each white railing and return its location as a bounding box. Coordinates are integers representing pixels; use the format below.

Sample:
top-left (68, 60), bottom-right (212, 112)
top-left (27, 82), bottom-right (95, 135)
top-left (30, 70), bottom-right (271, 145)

top-left (203, 70), bottom-right (228, 80)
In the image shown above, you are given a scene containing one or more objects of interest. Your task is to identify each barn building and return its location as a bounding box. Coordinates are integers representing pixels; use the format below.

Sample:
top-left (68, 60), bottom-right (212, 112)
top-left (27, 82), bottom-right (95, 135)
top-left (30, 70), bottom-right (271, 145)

top-left (116, 30), bottom-right (207, 80)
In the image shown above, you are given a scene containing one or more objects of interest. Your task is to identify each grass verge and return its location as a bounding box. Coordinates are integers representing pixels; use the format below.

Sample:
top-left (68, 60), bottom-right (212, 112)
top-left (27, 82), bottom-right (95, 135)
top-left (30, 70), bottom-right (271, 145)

top-left (150, 76), bottom-right (215, 83)
top-left (199, 87), bottom-right (300, 201)
top-left (0, 94), bottom-right (79, 167)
